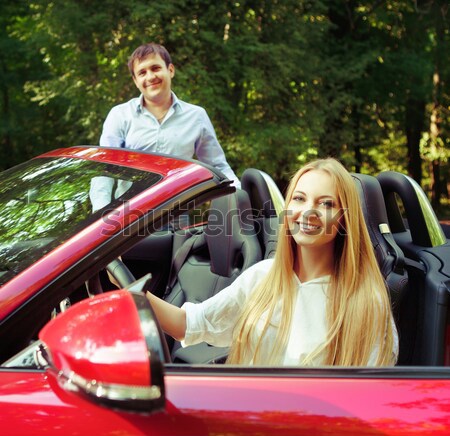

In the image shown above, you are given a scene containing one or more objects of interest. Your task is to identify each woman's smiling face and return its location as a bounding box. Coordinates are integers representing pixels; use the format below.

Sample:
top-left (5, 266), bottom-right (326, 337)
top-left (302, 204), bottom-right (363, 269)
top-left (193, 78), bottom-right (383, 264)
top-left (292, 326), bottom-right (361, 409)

top-left (286, 169), bottom-right (344, 250)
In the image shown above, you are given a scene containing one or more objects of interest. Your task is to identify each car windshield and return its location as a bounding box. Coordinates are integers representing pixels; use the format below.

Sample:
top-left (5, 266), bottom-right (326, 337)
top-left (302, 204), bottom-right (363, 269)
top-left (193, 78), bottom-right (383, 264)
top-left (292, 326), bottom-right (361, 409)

top-left (0, 156), bottom-right (162, 286)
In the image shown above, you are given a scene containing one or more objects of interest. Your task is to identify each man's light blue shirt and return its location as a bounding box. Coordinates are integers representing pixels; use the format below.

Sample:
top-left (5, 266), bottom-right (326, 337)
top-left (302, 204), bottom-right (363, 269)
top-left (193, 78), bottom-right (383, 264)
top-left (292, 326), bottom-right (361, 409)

top-left (99, 92), bottom-right (240, 186)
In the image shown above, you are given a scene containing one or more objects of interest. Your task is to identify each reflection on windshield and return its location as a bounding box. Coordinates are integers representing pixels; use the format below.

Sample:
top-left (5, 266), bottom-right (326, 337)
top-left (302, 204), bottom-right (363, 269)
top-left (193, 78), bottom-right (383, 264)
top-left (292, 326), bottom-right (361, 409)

top-left (0, 157), bottom-right (161, 286)
top-left (90, 177), bottom-right (133, 212)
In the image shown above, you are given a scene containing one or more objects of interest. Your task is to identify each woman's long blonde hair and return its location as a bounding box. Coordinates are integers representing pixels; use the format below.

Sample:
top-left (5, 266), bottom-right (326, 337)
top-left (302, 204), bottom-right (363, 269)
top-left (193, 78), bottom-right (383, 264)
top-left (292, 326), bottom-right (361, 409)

top-left (227, 158), bottom-right (396, 366)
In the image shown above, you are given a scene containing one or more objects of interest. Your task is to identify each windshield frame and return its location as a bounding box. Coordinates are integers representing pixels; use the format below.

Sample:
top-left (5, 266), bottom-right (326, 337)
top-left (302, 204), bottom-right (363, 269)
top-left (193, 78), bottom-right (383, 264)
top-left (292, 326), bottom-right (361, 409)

top-left (0, 156), bottom-right (162, 287)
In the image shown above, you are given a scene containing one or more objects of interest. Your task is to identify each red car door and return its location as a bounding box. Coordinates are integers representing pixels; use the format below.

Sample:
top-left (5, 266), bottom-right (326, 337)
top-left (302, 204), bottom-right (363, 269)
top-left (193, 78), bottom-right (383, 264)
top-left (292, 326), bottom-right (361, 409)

top-left (1, 367), bottom-right (450, 436)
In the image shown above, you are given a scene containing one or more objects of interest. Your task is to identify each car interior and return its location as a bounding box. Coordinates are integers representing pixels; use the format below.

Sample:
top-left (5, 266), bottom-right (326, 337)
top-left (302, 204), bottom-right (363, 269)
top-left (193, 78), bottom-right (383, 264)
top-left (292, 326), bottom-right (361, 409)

top-left (2, 167), bottom-right (449, 369)
top-left (86, 167), bottom-right (450, 367)
top-left (377, 172), bottom-right (449, 366)
top-left (121, 168), bottom-right (289, 364)
top-left (118, 167), bottom-right (449, 367)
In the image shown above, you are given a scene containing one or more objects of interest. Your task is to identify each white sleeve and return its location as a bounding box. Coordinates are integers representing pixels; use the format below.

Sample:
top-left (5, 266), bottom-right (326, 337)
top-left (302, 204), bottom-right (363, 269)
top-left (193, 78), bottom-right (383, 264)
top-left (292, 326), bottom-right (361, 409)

top-left (99, 107), bottom-right (126, 148)
top-left (89, 176), bottom-right (115, 213)
top-left (194, 109), bottom-right (241, 188)
top-left (181, 259), bottom-right (273, 347)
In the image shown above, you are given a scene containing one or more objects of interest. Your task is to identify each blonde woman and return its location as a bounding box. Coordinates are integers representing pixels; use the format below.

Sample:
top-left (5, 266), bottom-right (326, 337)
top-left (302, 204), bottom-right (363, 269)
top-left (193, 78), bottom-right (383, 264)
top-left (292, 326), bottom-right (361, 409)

top-left (147, 158), bottom-right (398, 366)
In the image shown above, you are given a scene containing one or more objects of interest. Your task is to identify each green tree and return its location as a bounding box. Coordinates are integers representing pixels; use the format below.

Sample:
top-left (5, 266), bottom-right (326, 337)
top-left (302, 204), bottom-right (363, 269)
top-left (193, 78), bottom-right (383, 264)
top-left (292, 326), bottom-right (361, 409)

top-left (3, 0), bottom-right (448, 211)
top-left (318, 0), bottom-right (448, 200)
top-left (0, 0), bottom-right (58, 167)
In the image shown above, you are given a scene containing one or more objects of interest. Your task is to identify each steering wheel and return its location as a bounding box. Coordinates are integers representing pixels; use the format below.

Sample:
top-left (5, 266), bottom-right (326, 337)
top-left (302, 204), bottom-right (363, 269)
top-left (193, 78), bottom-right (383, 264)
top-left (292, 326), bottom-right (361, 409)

top-left (87, 258), bottom-right (136, 295)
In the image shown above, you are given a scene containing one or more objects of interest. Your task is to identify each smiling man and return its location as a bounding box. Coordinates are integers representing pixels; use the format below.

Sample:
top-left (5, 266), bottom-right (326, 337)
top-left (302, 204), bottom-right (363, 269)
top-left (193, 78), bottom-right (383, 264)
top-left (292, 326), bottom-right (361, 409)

top-left (99, 43), bottom-right (240, 187)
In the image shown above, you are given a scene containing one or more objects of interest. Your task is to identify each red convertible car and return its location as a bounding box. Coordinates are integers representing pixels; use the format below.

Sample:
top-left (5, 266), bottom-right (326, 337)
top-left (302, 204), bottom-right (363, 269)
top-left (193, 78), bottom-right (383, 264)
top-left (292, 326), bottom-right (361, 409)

top-left (0, 146), bottom-right (448, 435)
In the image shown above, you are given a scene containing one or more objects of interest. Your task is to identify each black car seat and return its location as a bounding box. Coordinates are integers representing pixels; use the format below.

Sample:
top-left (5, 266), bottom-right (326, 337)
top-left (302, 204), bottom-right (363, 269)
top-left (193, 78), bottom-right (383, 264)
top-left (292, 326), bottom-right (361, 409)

top-left (377, 171), bottom-right (449, 366)
top-left (240, 168), bottom-right (284, 259)
top-left (352, 173), bottom-right (409, 363)
top-left (164, 189), bottom-right (263, 363)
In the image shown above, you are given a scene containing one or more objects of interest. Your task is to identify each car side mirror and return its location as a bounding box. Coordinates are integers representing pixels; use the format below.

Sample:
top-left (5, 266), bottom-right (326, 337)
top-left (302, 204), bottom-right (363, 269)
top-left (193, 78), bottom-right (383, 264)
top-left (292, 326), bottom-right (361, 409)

top-left (38, 278), bottom-right (168, 413)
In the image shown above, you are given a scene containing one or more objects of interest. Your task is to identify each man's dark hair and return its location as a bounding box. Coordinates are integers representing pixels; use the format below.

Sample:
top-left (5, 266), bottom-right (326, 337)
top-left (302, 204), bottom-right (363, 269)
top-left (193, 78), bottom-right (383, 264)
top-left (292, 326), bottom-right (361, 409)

top-left (127, 43), bottom-right (172, 76)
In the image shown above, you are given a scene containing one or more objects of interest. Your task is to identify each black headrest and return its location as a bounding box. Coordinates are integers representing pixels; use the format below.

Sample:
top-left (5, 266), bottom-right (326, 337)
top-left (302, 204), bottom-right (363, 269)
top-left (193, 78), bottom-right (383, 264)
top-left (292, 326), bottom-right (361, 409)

top-left (241, 168), bottom-right (281, 259)
top-left (205, 190), bottom-right (259, 277)
top-left (241, 169), bottom-right (277, 218)
top-left (377, 171), bottom-right (446, 247)
top-left (352, 174), bottom-right (391, 260)
top-left (352, 173), bottom-right (408, 315)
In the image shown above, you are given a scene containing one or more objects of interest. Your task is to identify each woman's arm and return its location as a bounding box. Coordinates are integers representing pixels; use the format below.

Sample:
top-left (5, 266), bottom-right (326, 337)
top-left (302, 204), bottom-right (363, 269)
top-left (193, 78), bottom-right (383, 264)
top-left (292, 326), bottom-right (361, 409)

top-left (145, 292), bottom-right (187, 341)
top-left (145, 260), bottom-right (273, 346)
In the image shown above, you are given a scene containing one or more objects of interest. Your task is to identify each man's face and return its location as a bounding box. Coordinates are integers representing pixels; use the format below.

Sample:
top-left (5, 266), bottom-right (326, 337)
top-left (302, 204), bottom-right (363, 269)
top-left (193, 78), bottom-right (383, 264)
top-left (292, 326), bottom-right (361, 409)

top-left (132, 53), bottom-right (175, 106)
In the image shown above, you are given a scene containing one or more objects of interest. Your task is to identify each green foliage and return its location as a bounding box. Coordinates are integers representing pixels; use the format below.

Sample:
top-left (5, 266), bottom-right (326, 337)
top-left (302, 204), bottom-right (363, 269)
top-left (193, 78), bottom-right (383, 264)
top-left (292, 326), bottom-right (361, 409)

top-left (1, 0), bottom-right (448, 211)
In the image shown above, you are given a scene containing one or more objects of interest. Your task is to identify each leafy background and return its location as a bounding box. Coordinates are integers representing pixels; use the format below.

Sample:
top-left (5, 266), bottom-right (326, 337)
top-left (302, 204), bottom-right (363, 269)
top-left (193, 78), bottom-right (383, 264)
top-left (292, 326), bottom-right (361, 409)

top-left (1, 0), bottom-right (448, 217)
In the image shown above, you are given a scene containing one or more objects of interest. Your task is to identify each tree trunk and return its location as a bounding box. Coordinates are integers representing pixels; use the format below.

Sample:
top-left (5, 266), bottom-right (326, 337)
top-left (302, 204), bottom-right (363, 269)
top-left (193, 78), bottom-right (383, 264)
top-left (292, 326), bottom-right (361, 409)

top-left (1, 83), bottom-right (11, 170)
top-left (405, 99), bottom-right (425, 183)
top-left (428, 1), bottom-right (446, 208)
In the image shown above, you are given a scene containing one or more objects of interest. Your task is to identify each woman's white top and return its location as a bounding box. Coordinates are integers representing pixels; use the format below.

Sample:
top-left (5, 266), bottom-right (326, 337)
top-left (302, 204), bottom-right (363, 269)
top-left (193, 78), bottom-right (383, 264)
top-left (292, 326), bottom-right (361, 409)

top-left (182, 259), bottom-right (398, 365)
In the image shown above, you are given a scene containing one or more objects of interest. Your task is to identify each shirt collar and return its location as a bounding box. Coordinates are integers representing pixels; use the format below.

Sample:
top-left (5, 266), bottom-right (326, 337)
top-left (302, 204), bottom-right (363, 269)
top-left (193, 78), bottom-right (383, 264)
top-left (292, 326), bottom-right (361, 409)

top-left (294, 274), bottom-right (331, 286)
top-left (136, 91), bottom-right (181, 113)
top-left (137, 95), bottom-right (144, 113)
top-left (170, 92), bottom-right (183, 113)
